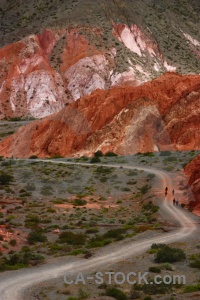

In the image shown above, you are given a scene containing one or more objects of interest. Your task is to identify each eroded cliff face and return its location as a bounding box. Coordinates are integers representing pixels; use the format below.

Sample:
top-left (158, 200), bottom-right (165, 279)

top-left (112, 23), bottom-right (176, 75)
top-left (2, 18), bottom-right (197, 120)
top-left (0, 72), bottom-right (200, 158)
top-left (184, 155), bottom-right (200, 215)
top-left (0, 31), bottom-right (69, 119)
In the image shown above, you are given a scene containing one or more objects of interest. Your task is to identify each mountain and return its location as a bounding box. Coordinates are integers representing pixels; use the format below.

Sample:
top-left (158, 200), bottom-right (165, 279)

top-left (0, 72), bottom-right (199, 158)
top-left (0, 0), bottom-right (200, 119)
top-left (184, 155), bottom-right (200, 215)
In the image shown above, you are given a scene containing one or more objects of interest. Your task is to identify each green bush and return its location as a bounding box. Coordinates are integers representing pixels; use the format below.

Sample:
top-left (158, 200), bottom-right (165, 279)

top-left (73, 199), bottom-right (87, 206)
top-left (159, 151), bottom-right (172, 156)
top-left (189, 254), bottom-right (200, 269)
top-left (27, 229), bottom-right (47, 245)
top-left (0, 250), bottom-right (44, 271)
top-left (85, 228), bottom-right (99, 234)
top-left (104, 151), bottom-right (118, 157)
top-left (29, 155), bottom-right (38, 159)
top-left (90, 157), bottom-right (101, 163)
top-left (94, 150), bottom-right (103, 157)
top-left (58, 231), bottom-right (86, 245)
top-left (106, 287), bottom-right (127, 300)
top-left (140, 184), bottom-right (150, 194)
top-left (0, 172), bottom-right (13, 185)
top-left (103, 228), bottom-right (127, 240)
top-left (149, 266), bottom-right (161, 273)
top-left (151, 243), bottom-right (166, 250)
top-left (134, 280), bottom-right (172, 294)
top-left (9, 239), bottom-right (17, 246)
top-left (142, 202), bottom-right (159, 214)
top-left (155, 245), bottom-right (186, 263)
top-left (142, 152), bottom-right (155, 157)
top-left (183, 283), bottom-right (200, 293)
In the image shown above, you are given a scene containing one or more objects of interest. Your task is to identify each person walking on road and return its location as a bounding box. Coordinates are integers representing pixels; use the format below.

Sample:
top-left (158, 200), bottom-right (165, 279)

top-left (165, 186), bottom-right (168, 196)
top-left (172, 189), bottom-right (175, 196)
top-left (173, 198), bottom-right (176, 206)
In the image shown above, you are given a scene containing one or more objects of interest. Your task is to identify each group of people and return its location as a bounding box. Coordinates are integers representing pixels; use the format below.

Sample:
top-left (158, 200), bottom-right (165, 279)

top-left (165, 187), bottom-right (179, 206)
top-left (173, 198), bottom-right (179, 206)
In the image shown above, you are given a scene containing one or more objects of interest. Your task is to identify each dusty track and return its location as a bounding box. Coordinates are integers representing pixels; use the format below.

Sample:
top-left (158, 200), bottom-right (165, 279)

top-left (0, 159), bottom-right (198, 300)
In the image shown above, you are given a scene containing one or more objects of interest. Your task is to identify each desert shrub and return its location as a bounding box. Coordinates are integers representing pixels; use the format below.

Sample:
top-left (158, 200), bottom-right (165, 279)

top-left (189, 253), bottom-right (200, 269)
top-left (90, 157), bottom-right (101, 163)
top-left (58, 231), bottom-right (86, 245)
top-left (159, 151), bottom-right (172, 156)
top-left (142, 152), bottom-right (155, 157)
top-left (94, 150), bottom-right (103, 157)
top-left (104, 151), bottom-right (118, 157)
top-left (103, 228), bottom-right (127, 240)
top-left (51, 154), bottom-right (63, 159)
top-left (142, 202), bottom-right (159, 214)
top-left (87, 237), bottom-right (111, 248)
top-left (25, 214), bottom-right (40, 228)
top-left (147, 173), bottom-right (155, 179)
top-left (149, 266), bottom-right (161, 273)
top-left (161, 263), bottom-right (174, 271)
top-left (85, 228), bottom-right (99, 234)
top-left (0, 249), bottom-right (44, 271)
top-left (140, 185), bottom-right (150, 194)
top-left (151, 243), bottom-right (166, 250)
top-left (163, 156), bottom-right (177, 163)
top-left (27, 229), bottom-right (47, 245)
top-left (183, 283), bottom-right (200, 293)
top-left (95, 166), bottom-right (113, 174)
top-left (134, 280), bottom-right (172, 294)
top-left (155, 245), bottom-right (186, 263)
top-left (106, 287), bottom-right (127, 300)
top-left (127, 170), bottom-right (138, 176)
top-left (9, 239), bottom-right (17, 246)
top-left (29, 155), bottom-right (38, 159)
top-left (73, 199), bottom-right (87, 206)
top-left (0, 172), bottom-right (13, 185)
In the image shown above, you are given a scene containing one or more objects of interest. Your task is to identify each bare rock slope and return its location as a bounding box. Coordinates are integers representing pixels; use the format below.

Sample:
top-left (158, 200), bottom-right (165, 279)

top-left (0, 0), bottom-right (200, 119)
top-left (0, 72), bottom-right (200, 158)
top-left (185, 155), bottom-right (200, 215)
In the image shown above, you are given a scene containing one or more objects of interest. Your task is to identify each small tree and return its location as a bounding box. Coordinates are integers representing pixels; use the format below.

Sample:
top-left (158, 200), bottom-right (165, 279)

top-left (0, 172), bottom-right (13, 185)
top-left (155, 245), bottom-right (186, 263)
top-left (105, 151), bottom-right (118, 157)
top-left (27, 229), bottom-right (47, 245)
top-left (90, 156), bottom-right (101, 163)
top-left (94, 150), bottom-right (103, 157)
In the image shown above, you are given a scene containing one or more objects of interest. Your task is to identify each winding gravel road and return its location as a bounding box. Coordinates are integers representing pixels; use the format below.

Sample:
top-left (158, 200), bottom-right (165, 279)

top-left (0, 159), bottom-right (198, 300)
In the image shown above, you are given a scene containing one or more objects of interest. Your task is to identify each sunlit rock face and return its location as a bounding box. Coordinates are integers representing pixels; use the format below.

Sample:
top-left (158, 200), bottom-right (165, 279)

top-left (0, 12), bottom-right (199, 120)
top-left (0, 31), bottom-right (69, 119)
top-left (112, 23), bottom-right (176, 78)
top-left (0, 72), bottom-right (200, 159)
top-left (185, 155), bottom-right (200, 216)
top-left (0, 22), bottom-right (179, 119)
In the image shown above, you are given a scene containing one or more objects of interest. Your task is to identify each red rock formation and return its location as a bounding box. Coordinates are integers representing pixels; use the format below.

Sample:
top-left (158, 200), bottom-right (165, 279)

top-left (0, 72), bottom-right (200, 158)
top-left (112, 23), bottom-right (176, 74)
top-left (0, 31), bottom-right (69, 119)
top-left (184, 155), bottom-right (200, 215)
top-left (0, 22), bottom-right (182, 120)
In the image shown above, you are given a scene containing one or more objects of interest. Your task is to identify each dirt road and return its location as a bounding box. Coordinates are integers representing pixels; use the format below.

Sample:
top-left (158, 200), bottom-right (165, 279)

top-left (0, 160), bottom-right (198, 300)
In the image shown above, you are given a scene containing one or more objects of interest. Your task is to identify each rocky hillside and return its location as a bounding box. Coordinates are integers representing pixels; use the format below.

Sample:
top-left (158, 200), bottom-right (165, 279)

top-left (0, 0), bottom-right (200, 119)
top-left (184, 155), bottom-right (200, 214)
top-left (0, 72), bottom-right (200, 158)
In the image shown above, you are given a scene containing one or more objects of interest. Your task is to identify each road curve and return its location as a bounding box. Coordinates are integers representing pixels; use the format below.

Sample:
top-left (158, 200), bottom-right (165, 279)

top-left (0, 160), bottom-right (198, 300)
